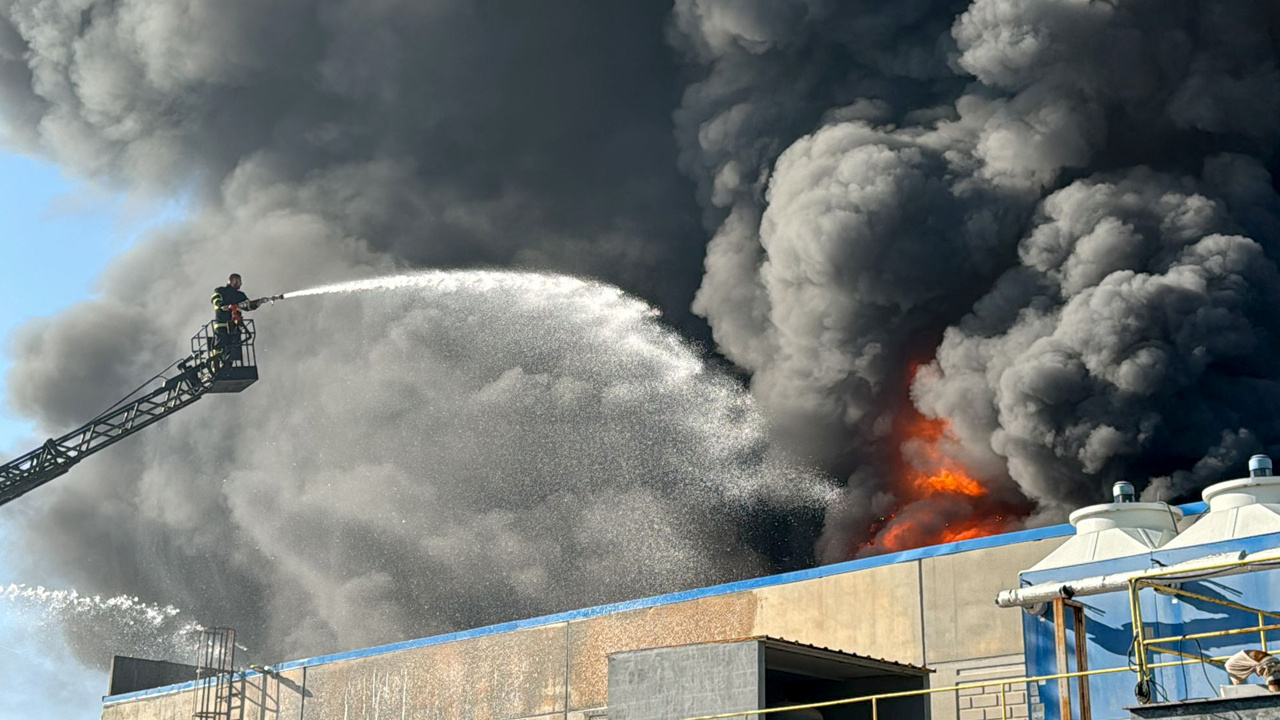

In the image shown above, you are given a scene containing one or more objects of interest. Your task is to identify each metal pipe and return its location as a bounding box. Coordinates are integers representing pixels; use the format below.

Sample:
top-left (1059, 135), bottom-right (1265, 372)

top-left (1144, 623), bottom-right (1280, 646)
top-left (996, 549), bottom-right (1280, 608)
top-left (1073, 603), bottom-right (1093, 720)
top-left (1053, 599), bottom-right (1072, 720)
top-left (1131, 578), bottom-right (1151, 693)
top-left (1262, 613), bottom-right (1269, 654)
top-left (1144, 644), bottom-right (1222, 665)
top-left (1144, 581), bottom-right (1280, 621)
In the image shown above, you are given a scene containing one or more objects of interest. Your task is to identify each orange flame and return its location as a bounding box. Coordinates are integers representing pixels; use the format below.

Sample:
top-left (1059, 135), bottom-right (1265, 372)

top-left (899, 414), bottom-right (984, 501)
top-left (914, 468), bottom-right (986, 498)
top-left (874, 521), bottom-right (918, 554)
top-left (903, 413), bottom-right (948, 445)
top-left (856, 364), bottom-right (1013, 555)
top-left (938, 524), bottom-right (998, 543)
top-left (864, 512), bottom-right (1009, 555)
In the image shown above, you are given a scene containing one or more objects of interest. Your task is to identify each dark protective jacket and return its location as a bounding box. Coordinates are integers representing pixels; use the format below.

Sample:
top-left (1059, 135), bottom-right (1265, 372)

top-left (211, 285), bottom-right (250, 329)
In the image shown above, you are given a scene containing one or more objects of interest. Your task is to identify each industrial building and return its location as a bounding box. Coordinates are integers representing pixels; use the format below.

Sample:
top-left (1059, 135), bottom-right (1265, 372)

top-left (101, 458), bottom-right (1280, 720)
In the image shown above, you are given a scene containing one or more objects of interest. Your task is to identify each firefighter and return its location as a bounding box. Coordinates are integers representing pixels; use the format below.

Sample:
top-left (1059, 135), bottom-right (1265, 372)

top-left (210, 273), bottom-right (262, 365)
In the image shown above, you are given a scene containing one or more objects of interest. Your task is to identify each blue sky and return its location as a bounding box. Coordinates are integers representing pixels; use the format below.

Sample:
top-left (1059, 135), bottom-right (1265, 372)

top-left (0, 150), bottom-right (183, 718)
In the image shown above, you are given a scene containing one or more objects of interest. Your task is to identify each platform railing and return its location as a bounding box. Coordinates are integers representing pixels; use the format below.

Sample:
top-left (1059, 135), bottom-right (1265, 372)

top-left (670, 553), bottom-right (1280, 720)
top-left (190, 318), bottom-right (257, 370)
top-left (1128, 554), bottom-right (1280, 706)
top-left (667, 654), bottom-right (1257, 720)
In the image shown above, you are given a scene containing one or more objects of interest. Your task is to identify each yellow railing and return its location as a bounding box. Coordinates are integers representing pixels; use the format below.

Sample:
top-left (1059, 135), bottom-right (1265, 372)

top-left (669, 656), bottom-right (1235, 720)
top-left (670, 553), bottom-right (1280, 720)
top-left (1129, 554), bottom-right (1280, 693)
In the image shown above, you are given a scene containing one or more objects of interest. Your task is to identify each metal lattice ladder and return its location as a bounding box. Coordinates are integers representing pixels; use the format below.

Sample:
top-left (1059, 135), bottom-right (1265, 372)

top-left (193, 627), bottom-right (240, 720)
top-left (0, 318), bottom-right (260, 508)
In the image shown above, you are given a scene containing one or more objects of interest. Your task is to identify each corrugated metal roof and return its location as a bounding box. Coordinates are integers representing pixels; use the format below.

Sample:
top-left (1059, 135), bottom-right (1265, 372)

top-left (607, 634), bottom-right (931, 676)
top-left (759, 636), bottom-right (932, 674)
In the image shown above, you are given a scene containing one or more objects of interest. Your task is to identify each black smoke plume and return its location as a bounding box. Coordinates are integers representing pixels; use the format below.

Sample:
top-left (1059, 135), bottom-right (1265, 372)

top-left (1, 0), bottom-right (1279, 667)
top-left (673, 0), bottom-right (1280, 557)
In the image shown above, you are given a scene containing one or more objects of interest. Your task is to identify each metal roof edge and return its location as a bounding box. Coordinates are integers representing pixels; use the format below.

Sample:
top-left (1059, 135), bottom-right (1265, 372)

top-left (105, 515), bottom-right (1079, 705)
top-left (758, 636), bottom-right (932, 675)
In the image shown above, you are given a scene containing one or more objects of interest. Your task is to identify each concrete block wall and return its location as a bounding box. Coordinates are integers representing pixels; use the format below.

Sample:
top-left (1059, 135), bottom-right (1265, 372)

top-left (102, 532), bottom-right (1067, 720)
top-left (928, 656), bottom-right (1034, 720)
top-left (567, 592), bottom-right (757, 709)
top-left (607, 642), bottom-right (762, 720)
top-left (917, 539), bottom-right (1064, 720)
top-left (955, 658), bottom-right (1032, 720)
top-left (102, 594), bottom-right (761, 720)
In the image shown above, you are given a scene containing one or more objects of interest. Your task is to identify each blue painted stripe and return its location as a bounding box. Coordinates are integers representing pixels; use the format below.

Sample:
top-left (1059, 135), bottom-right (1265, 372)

top-left (102, 675), bottom-right (224, 705)
top-left (105, 508), bottom-right (1156, 705)
top-left (1180, 500), bottom-right (1208, 516)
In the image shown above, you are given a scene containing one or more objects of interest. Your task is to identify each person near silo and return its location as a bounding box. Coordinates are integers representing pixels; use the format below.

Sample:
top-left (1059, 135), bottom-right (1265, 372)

top-left (1225, 649), bottom-right (1280, 691)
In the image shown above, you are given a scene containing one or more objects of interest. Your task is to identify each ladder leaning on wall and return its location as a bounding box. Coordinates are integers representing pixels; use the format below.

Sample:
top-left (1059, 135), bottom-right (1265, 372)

top-left (193, 627), bottom-right (240, 720)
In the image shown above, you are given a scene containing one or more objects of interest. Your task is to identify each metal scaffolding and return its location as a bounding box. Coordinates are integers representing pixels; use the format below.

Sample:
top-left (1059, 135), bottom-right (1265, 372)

top-left (665, 552), bottom-right (1280, 720)
top-left (1128, 554), bottom-right (1280, 705)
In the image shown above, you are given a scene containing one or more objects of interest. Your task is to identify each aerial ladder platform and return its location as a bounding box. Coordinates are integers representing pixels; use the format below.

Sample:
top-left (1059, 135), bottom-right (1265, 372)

top-left (0, 319), bottom-right (264, 508)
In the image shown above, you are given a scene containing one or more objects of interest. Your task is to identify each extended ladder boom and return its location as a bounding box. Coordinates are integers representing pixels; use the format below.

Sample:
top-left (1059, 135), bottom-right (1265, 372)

top-left (0, 320), bottom-right (260, 508)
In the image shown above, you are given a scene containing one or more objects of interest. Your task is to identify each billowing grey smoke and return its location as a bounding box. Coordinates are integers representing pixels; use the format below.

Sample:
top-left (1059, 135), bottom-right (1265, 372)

top-left (0, 0), bottom-right (825, 666)
top-left (7, 262), bottom-right (834, 662)
top-left (2, 0), bottom-right (1280, 668)
top-left (0, 0), bottom-right (703, 319)
top-left (673, 0), bottom-right (1280, 557)
top-left (916, 164), bottom-right (1280, 521)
